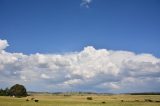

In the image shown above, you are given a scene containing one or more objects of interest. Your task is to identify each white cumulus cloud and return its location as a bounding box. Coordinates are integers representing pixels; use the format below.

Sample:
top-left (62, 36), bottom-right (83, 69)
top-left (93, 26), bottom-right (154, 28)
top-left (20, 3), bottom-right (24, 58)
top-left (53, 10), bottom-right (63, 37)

top-left (0, 39), bottom-right (160, 93)
top-left (80, 0), bottom-right (93, 8)
top-left (0, 39), bottom-right (9, 52)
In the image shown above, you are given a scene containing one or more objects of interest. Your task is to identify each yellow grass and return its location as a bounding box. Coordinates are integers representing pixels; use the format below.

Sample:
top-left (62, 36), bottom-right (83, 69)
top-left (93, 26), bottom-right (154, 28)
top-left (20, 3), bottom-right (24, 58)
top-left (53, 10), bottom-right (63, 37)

top-left (0, 94), bottom-right (160, 106)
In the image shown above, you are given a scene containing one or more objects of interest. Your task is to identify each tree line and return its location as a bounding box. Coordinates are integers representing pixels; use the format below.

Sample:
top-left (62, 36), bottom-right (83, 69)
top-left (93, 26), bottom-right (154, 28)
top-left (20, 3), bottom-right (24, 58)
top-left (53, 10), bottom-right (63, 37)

top-left (0, 88), bottom-right (10, 96)
top-left (129, 92), bottom-right (160, 95)
top-left (0, 84), bottom-right (27, 97)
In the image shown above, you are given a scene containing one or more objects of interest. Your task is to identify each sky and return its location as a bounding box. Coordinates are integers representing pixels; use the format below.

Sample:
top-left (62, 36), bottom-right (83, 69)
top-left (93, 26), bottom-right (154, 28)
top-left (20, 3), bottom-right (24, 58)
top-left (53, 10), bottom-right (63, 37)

top-left (0, 0), bottom-right (160, 93)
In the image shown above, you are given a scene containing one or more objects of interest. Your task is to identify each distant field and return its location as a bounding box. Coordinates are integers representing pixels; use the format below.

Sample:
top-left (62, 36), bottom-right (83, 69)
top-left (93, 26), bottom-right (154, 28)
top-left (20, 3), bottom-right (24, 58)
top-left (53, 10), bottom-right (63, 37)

top-left (0, 94), bottom-right (160, 106)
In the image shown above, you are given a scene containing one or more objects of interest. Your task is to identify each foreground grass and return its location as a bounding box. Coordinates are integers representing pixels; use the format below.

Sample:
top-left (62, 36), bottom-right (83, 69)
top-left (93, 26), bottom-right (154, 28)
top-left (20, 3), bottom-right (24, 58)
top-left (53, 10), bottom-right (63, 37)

top-left (0, 94), bottom-right (160, 106)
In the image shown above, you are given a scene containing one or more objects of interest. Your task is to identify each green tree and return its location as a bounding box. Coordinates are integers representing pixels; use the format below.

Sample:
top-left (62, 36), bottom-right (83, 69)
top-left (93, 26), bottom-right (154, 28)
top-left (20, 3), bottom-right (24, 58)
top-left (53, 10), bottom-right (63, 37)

top-left (9, 84), bottom-right (27, 97)
top-left (0, 88), bottom-right (5, 96)
top-left (0, 88), bottom-right (9, 96)
top-left (5, 87), bottom-right (9, 96)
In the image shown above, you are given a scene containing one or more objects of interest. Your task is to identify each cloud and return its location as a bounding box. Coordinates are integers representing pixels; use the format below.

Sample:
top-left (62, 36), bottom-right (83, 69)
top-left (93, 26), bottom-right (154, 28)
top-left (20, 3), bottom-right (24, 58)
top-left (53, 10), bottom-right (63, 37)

top-left (0, 39), bottom-right (160, 93)
top-left (0, 39), bottom-right (9, 52)
top-left (80, 0), bottom-right (93, 8)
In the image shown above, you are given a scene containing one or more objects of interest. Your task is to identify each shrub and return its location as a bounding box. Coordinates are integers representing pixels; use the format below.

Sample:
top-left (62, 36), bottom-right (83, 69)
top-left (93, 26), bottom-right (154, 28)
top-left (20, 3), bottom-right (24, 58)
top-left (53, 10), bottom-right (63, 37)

top-left (86, 97), bottom-right (93, 100)
top-left (135, 100), bottom-right (139, 102)
top-left (121, 100), bottom-right (124, 102)
top-left (35, 100), bottom-right (39, 102)
top-left (102, 101), bottom-right (106, 104)
top-left (145, 99), bottom-right (153, 102)
top-left (31, 97), bottom-right (35, 100)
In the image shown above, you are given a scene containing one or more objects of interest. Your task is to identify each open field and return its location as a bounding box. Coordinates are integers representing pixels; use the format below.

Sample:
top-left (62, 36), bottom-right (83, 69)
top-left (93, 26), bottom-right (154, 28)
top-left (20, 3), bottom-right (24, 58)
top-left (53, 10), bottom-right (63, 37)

top-left (0, 94), bottom-right (160, 106)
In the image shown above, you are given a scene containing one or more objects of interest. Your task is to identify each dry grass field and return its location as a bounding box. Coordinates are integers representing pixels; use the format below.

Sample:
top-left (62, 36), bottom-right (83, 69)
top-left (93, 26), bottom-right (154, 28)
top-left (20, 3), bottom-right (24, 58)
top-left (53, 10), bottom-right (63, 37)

top-left (0, 94), bottom-right (160, 106)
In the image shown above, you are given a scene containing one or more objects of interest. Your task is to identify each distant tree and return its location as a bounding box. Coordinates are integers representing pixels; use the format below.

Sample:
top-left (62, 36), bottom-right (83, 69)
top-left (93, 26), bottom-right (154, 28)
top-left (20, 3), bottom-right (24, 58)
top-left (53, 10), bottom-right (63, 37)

top-left (0, 88), bottom-right (5, 96)
top-left (9, 84), bottom-right (27, 97)
top-left (5, 87), bottom-right (9, 96)
top-left (0, 88), bottom-right (9, 96)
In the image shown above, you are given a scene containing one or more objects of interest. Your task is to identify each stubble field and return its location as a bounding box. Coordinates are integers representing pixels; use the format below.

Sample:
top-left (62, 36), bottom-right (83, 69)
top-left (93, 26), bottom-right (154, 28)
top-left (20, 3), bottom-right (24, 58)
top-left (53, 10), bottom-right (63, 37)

top-left (0, 94), bottom-right (160, 106)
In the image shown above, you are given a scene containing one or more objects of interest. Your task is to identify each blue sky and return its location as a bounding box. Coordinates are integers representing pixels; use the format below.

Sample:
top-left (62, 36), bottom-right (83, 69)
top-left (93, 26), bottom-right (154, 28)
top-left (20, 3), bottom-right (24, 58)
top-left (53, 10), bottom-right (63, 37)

top-left (0, 0), bottom-right (160, 93)
top-left (0, 0), bottom-right (160, 56)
